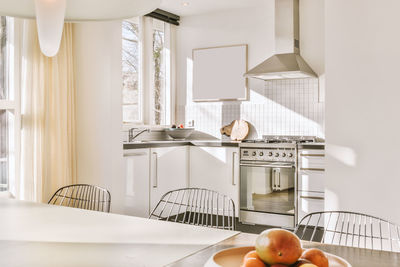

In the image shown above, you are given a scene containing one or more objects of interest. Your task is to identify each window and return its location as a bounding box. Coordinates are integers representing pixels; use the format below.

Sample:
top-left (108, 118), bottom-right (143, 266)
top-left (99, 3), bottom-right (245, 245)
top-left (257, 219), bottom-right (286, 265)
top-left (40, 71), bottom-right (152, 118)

top-left (122, 17), bottom-right (173, 126)
top-left (122, 18), bottom-right (141, 123)
top-left (0, 17), bottom-right (13, 192)
top-left (0, 110), bottom-right (8, 191)
top-left (152, 19), bottom-right (166, 125)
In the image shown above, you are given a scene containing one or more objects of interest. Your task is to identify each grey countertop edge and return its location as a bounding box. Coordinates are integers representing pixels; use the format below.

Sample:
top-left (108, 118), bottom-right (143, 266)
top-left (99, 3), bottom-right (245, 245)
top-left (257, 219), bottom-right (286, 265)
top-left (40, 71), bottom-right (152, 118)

top-left (123, 140), bottom-right (241, 150)
top-left (123, 140), bottom-right (326, 150)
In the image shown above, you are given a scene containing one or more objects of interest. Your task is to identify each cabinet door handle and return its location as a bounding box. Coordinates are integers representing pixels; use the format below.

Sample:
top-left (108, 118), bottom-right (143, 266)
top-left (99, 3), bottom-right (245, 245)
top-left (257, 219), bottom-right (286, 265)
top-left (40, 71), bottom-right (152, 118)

top-left (300, 196), bottom-right (325, 200)
top-left (152, 152), bottom-right (158, 188)
top-left (123, 152), bottom-right (147, 157)
top-left (232, 152), bottom-right (237, 186)
top-left (299, 168), bottom-right (325, 172)
top-left (300, 154), bottom-right (325, 157)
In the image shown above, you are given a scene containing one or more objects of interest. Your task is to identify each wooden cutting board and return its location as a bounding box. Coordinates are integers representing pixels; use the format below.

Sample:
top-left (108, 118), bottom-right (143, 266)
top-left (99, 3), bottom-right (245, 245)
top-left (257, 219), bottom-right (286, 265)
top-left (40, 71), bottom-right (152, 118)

top-left (230, 120), bottom-right (249, 141)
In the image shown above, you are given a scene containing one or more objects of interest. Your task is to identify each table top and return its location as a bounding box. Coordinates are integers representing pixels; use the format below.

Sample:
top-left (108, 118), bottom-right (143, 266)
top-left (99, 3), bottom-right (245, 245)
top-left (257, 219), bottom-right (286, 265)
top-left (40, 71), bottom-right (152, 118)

top-left (168, 233), bottom-right (400, 267)
top-left (0, 198), bottom-right (238, 267)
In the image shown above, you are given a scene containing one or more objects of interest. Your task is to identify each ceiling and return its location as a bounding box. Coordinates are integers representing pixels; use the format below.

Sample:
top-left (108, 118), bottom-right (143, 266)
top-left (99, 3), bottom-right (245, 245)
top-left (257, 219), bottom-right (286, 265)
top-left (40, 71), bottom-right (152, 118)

top-left (159, 0), bottom-right (269, 17)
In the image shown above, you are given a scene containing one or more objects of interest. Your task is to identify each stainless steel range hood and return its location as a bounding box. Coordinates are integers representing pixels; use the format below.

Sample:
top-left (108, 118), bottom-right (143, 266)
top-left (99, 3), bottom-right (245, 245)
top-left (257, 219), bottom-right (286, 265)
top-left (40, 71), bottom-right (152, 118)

top-left (244, 0), bottom-right (317, 80)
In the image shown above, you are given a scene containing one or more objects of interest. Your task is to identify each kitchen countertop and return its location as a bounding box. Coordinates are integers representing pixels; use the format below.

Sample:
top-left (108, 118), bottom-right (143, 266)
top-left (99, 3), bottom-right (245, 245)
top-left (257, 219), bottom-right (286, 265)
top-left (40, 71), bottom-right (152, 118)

top-left (0, 198), bottom-right (238, 267)
top-left (123, 139), bottom-right (241, 149)
top-left (124, 140), bottom-right (326, 150)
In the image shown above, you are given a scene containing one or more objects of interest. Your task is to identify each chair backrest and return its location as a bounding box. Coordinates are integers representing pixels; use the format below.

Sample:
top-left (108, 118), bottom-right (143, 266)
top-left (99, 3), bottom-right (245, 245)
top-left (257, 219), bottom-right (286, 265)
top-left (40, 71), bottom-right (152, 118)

top-left (48, 184), bottom-right (111, 213)
top-left (295, 211), bottom-right (400, 252)
top-left (149, 188), bottom-right (236, 230)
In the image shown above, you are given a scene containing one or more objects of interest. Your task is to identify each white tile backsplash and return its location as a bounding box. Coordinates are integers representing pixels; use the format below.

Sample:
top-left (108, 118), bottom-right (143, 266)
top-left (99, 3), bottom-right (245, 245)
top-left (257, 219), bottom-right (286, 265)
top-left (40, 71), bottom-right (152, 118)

top-left (177, 78), bottom-right (325, 139)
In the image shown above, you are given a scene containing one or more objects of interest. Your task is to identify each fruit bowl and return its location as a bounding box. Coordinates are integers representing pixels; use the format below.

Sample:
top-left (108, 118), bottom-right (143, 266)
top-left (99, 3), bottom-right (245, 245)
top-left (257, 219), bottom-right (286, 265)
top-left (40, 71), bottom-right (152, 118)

top-left (165, 128), bottom-right (194, 139)
top-left (204, 246), bottom-right (352, 267)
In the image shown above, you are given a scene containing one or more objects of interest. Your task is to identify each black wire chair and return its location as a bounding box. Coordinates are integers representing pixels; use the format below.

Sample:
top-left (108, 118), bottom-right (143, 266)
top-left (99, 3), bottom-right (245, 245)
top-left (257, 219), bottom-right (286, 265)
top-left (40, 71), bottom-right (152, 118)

top-left (149, 188), bottom-right (236, 230)
top-left (295, 211), bottom-right (400, 252)
top-left (48, 184), bottom-right (111, 213)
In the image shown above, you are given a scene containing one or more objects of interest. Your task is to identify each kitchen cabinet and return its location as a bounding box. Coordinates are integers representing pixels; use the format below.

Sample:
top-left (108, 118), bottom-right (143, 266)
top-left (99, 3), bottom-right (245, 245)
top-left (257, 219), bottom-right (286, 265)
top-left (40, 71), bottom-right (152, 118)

top-left (149, 146), bottom-right (189, 213)
top-left (298, 191), bottom-right (325, 227)
top-left (297, 148), bottom-right (325, 225)
top-left (189, 146), bottom-right (240, 216)
top-left (123, 149), bottom-right (150, 217)
top-left (298, 169), bottom-right (324, 192)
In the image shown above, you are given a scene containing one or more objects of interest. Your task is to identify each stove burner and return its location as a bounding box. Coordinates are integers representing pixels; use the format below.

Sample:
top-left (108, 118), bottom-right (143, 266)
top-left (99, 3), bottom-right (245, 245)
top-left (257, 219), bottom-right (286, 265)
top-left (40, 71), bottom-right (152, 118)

top-left (242, 135), bottom-right (323, 144)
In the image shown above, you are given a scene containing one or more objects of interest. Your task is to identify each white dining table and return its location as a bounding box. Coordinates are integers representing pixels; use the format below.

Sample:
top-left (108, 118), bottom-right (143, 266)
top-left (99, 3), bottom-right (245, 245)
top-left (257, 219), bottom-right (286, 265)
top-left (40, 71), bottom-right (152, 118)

top-left (0, 198), bottom-right (238, 267)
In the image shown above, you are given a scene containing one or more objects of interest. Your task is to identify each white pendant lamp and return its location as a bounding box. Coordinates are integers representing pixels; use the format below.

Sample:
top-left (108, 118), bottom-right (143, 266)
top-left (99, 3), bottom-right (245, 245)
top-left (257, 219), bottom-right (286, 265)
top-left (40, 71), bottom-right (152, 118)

top-left (0, 0), bottom-right (161, 57)
top-left (34, 0), bottom-right (66, 57)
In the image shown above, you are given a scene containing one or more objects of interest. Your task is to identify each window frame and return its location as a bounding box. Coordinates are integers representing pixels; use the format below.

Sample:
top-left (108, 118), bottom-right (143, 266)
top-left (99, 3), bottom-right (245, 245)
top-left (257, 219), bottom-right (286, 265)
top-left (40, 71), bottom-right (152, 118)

top-left (122, 16), bottom-right (175, 128)
top-left (0, 17), bottom-right (21, 195)
top-left (122, 17), bottom-right (143, 124)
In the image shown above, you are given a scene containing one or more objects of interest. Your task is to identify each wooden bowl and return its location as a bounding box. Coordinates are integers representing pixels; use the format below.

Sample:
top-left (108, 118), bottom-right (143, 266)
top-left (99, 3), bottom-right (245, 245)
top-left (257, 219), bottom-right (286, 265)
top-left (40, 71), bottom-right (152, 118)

top-left (204, 246), bottom-right (352, 267)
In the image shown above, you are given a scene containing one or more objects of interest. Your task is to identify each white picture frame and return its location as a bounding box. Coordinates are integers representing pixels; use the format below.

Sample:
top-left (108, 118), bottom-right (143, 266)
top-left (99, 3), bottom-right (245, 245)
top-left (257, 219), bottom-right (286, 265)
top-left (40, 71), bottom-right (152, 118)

top-left (192, 44), bottom-right (248, 102)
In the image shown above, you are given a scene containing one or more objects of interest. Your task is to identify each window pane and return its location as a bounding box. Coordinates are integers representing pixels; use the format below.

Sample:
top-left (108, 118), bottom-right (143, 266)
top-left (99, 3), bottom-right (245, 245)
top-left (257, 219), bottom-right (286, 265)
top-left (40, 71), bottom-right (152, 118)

top-left (122, 20), bottom-right (141, 123)
top-left (152, 19), bottom-right (166, 126)
top-left (0, 17), bottom-right (7, 100)
top-left (0, 110), bottom-right (8, 191)
top-left (123, 104), bottom-right (140, 123)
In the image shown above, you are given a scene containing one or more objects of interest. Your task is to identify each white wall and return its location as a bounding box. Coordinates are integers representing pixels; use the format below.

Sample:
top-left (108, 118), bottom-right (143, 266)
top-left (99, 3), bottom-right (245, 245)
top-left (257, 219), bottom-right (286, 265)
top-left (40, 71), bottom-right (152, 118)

top-left (175, 0), bottom-right (325, 138)
top-left (176, 3), bottom-right (274, 106)
top-left (326, 0), bottom-right (400, 224)
top-left (73, 22), bottom-right (125, 214)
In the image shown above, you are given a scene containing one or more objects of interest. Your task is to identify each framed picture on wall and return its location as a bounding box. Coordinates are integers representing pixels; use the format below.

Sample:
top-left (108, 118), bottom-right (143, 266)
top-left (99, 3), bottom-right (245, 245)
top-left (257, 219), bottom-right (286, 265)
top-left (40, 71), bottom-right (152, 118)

top-left (192, 44), bottom-right (248, 102)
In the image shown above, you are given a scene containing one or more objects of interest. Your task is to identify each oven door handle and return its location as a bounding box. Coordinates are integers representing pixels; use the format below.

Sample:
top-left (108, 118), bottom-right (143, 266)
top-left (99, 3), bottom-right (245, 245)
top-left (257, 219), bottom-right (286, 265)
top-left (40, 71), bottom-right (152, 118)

top-left (240, 163), bottom-right (295, 169)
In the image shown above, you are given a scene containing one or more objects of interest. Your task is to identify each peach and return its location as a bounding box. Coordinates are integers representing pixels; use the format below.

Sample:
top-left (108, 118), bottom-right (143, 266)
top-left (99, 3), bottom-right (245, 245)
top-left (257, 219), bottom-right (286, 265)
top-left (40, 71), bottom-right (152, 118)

top-left (255, 228), bottom-right (303, 265)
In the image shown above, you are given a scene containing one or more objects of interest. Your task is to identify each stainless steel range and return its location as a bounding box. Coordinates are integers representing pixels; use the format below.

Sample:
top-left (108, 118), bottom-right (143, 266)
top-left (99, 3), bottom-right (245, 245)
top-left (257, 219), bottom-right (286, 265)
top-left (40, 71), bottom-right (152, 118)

top-left (239, 136), bottom-right (320, 229)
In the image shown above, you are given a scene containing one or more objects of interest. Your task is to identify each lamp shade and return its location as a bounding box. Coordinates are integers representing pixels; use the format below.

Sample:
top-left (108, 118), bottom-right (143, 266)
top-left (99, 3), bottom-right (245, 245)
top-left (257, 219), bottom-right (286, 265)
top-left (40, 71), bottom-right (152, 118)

top-left (34, 0), bottom-right (66, 57)
top-left (0, 0), bottom-right (161, 56)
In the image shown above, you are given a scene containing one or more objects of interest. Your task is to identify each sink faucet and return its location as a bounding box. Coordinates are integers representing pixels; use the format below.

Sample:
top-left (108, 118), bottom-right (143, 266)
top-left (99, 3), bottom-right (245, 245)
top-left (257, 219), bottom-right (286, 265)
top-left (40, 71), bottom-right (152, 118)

top-left (128, 128), bottom-right (150, 142)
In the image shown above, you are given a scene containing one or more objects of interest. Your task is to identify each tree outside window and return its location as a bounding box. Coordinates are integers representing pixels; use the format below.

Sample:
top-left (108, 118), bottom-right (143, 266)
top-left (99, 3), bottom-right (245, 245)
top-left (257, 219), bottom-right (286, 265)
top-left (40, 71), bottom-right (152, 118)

top-left (152, 22), bottom-right (165, 125)
top-left (122, 19), bottom-right (141, 123)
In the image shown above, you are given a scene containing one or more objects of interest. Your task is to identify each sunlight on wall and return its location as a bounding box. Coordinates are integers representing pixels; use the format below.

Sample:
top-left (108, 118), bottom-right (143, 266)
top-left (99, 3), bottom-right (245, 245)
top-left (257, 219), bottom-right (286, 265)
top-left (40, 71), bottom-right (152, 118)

top-left (325, 189), bottom-right (340, 211)
top-left (326, 144), bottom-right (357, 167)
top-left (181, 71), bottom-right (324, 139)
top-left (241, 97), bottom-right (323, 137)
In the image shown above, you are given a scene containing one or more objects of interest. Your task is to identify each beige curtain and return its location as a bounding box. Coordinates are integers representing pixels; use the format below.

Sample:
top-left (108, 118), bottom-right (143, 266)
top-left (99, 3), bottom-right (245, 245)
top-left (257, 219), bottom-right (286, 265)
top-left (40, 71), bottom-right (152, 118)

top-left (20, 20), bottom-right (76, 202)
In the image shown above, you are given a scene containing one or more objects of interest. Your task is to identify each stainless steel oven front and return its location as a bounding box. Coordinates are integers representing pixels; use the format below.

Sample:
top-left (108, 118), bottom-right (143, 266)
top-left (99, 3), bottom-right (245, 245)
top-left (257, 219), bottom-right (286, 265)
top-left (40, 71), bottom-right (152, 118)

top-left (239, 144), bottom-right (297, 229)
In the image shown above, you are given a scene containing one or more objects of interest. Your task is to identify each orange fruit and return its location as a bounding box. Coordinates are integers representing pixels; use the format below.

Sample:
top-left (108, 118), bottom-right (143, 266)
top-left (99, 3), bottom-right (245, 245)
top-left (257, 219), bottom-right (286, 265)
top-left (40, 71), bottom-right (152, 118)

top-left (241, 257), bottom-right (266, 267)
top-left (244, 250), bottom-right (260, 261)
top-left (301, 248), bottom-right (329, 267)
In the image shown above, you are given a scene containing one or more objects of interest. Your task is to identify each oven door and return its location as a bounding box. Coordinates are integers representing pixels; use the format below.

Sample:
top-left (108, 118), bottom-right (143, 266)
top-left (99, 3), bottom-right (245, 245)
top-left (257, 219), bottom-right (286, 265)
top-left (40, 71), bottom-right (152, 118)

top-left (240, 162), bottom-right (295, 216)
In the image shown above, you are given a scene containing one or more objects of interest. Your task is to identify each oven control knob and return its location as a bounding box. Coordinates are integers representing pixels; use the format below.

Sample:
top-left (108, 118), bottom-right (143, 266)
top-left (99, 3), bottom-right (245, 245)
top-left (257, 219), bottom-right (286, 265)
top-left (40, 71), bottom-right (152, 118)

top-left (288, 153), bottom-right (294, 157)
top-left (259, 152), bottom-right (264, 156)
top-left (252, 152), bottom-right (257, 156)
top-left (268, 152), bottom-right (273, 157)
top-left (275, 153), bottom-right (279, 157)
top-left (282, 153), bottom-right (286, 157)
